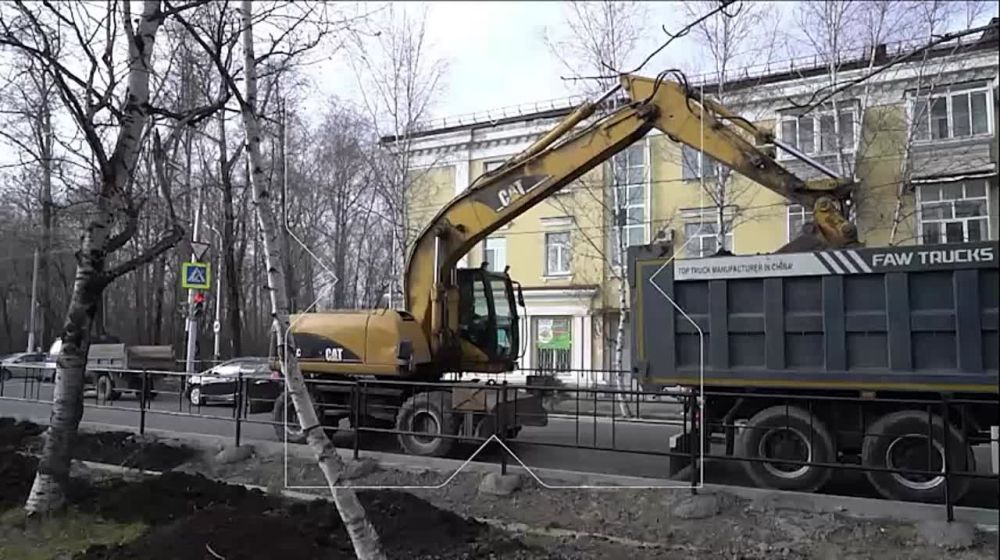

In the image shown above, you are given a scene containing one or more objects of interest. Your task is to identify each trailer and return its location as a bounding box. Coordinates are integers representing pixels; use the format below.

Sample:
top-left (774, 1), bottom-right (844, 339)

top-left (629, 240), bottom-right (999, 502)
top-left (85, 343), bottom-right (174, 402)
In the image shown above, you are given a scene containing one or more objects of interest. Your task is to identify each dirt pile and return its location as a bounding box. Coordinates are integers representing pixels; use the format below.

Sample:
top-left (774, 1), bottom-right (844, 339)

top-left (0, 452), bottom-right (38, 510)
top-left (74, 472), bottom-right (548, 560)
top-left (0, 418), bottom-right (195, 470)
top-left (0, 417), bottom-right (46, 451)
top-left (69, 430), bottom-right (195, 470)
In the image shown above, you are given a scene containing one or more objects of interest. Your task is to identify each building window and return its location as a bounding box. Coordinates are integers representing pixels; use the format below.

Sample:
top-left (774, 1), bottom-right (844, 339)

top-left (919, 180), bottom-right (990, 244)
top-left (610, 143), bottom-right (647, 266)
top-left (483, 159), bottom-right (505, 173)
top-left (681, 145), bottom-right (723, 180)
top-left (483, 237), bottom-right (506, 272)
top-left (911, 87), bottom-right (991, 142)
top-left (787, 204), bottom-right (813, 241)
top-left (545, 231), bottom-right (572, 276)
top-left (779, 107), bottom-right (856, 157)
top-left (684, 221), bottom-right (733, 257)
top-left (533, 316), bottom-right (572, 372)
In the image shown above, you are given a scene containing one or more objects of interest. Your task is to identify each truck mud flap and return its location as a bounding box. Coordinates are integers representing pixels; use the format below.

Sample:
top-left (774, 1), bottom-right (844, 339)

top-left (667, 431), bottom-right (703, 479)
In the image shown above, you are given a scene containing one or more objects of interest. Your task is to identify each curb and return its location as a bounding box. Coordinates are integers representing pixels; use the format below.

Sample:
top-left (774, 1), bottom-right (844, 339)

top-left (7, 413), bottom-right (999, 530)
top-left (547, 413), bottom-right (683, 425)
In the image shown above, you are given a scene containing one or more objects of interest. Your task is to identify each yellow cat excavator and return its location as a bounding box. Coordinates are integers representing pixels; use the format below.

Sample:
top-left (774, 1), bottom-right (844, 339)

top-left (274, 72), bottom-right (857, 456)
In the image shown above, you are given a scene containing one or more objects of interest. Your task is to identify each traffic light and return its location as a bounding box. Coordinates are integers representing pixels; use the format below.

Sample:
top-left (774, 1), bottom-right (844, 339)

top-left (192, 291), bottom-right (206, 318)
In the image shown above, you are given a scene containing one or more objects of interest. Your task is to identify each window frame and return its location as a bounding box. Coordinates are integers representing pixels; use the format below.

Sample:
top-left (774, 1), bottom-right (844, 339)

top-left (915, 179), bottom-right (992, 245)
top-left (544, 230), bottom-right (572, 276)
top-left (777, 105), bottom-right (858, 160)
top-left (483, 159), bottom-right (506, 173)
top-left (683, 219), bottom-right (734, 258)
top-left (483, 236), bottom-right (507, 272)
top-left (908, 84), bottom-right (994, 143)
top-left (786, 203), bottom-right (814, 242)
top-left (609, 139), bottom-right (650, 268)
top-left (680, 144), bottom-right (723, 180)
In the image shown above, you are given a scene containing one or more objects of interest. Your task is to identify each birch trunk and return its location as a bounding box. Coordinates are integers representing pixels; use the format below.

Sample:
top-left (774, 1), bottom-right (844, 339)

top-left (238, 2), bottom-right (384, 558)
top-left (25, 0), bottom-right (164, 513)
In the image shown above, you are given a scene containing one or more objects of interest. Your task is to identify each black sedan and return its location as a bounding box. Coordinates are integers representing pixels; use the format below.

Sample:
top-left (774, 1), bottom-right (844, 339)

top-left (185, 357), bottom-right (282, 412)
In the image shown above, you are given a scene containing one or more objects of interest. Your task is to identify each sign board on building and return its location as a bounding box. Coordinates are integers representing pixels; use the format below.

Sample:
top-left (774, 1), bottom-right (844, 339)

top-left (536, 317), bottom-right (571, 350)
top-left (181, 262), bottom-right (211, 290)
top-left (674, 243), bottom-right (997, 281)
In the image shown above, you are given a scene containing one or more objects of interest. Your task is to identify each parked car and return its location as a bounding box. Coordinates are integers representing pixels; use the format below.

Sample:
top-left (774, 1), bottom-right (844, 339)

top-left (1, 352), bottom-right (49, 381)
top-left (186, 357), bottom-right (281, 412)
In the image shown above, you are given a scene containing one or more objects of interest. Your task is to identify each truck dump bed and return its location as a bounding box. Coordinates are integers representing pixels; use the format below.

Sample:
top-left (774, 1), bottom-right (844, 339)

top-left (628, 241), bottom-right (999, 394)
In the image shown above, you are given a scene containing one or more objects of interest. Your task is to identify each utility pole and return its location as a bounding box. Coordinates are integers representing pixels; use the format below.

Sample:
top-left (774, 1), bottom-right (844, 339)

top-left (26, 248), bottom-right (39, 352)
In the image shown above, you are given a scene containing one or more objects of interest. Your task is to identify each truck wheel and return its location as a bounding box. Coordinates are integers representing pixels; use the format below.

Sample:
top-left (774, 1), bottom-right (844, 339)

top-left (738, 405), bottom-right (835, 492)
top-left (96, 375), bottom-right (120, 403)
top-left (862, 410), bottom-right (973, 503)
top-left (272, 390), bottom-right (325, 444)
top-left (396, 391), bottom-right (455, 457)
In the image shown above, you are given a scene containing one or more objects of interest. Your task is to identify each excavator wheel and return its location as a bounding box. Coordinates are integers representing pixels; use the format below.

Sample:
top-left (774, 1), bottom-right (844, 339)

top-left (395, 391), bottom-right (456, 457)
top-left (272, 389), bottom-right (329, 444)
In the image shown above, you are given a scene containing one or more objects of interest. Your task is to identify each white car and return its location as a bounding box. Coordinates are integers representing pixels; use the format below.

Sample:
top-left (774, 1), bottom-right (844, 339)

top-left (1, 352), bottom-right (51, 381)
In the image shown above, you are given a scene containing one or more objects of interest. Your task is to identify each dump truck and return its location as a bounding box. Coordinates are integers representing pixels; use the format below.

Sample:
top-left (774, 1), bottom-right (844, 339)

top-left (48, 337), bottom-right (175, 402)
top-left (274, 72), bottom-right (860, 457)
top-left (629, 239), bottom-right (1000, 503)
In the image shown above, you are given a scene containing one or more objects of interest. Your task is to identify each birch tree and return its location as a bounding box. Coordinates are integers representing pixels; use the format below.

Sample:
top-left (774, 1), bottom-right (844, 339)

top-left (174, 1), bottom-right (385, 557)
top-left (348, 4), bottom-right (447, 306)
top-left (0, 0), bottom-right (230, 513)
top-left (542, 0), bottom-right (649, 404)
top-left (677, 0), bottom-right (781, 256)
top-left (789, 0), bottom-right (991, 244)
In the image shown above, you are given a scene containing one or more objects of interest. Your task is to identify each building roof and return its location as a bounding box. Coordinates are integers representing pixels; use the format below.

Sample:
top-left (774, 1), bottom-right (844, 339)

top-left (380, 29), bottom-right (999, 146)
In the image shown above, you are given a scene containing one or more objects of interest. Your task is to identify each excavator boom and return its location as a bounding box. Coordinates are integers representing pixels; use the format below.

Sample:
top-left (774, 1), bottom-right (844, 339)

top-left (405, 73), bottom-right (858, 368)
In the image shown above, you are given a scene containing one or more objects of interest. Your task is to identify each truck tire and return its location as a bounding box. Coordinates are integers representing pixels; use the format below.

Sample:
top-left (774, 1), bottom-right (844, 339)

top-left (272, 389), bottom-right (325, 444)
top-left (396, 391), bottom-right (456, 457)
top-left (862, 410), bottom-right (973, 503)
top-left (738, 405), bottom-right (835, 492)
top-left (95, 374), bottom-right (120, 403)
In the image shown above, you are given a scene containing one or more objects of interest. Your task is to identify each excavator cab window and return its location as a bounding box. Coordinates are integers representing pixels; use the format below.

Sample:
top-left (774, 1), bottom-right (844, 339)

top-left (456, 269), bottom-right (519, 363)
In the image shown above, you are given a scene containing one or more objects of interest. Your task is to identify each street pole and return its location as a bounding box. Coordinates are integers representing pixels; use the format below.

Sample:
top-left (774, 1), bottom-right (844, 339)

top-left (212, 229), bottom-right (223, 362)
top-left (185, 141), bottom-right (203, 373)
top-left (26, 248), bottom-right (39, 352)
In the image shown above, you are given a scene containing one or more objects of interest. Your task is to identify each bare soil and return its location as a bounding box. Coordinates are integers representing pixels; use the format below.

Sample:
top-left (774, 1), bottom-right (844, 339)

top-left (2, 418), bottom-right (998, 559)
top-left (0, 418), bottom-right (195, 471)
top-left (182, 444), bottom-right (1000, 560)
top-left (0, 418), bottom-right (551, 559)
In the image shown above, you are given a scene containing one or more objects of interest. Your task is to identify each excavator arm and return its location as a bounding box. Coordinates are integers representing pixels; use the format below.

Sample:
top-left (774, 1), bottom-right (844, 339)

top-left (405, 73), bottom-right (858, 371)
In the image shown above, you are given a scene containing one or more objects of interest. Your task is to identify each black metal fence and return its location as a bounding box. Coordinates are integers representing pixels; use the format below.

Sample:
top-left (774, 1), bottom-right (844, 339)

top-left (1, 364), bottom-right (997, 521)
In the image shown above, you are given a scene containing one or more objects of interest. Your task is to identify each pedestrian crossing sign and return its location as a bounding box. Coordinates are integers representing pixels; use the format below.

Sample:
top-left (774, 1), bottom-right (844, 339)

top-left (182, 261), bottom-right (211, 290)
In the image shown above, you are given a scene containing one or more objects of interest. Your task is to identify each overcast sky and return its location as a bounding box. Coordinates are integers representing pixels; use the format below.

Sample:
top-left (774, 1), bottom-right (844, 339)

top-left (307, 1), bottom-right (998, 122)
top-left (307, 1), bottom-right (731, 119)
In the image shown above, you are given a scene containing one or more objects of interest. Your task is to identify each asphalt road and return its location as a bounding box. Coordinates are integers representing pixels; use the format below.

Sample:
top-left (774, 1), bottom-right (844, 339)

top-left (2, 378), bottom-right (996, 509)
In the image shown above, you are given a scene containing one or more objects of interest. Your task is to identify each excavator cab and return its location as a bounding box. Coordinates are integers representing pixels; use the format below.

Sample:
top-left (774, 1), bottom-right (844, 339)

top-left (456, 268), bottom-right (521, 368)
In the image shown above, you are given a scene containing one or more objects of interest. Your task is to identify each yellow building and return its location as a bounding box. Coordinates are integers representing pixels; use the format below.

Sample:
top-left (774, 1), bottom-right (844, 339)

top-left (390, 31), bottom-right (999, 386)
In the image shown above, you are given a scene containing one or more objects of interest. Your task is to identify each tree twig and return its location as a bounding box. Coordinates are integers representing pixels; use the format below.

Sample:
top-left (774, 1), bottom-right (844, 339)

top-left (789, 21), bottom-right (998, 115)
top-left (562, 0), bottom-right (739, 83)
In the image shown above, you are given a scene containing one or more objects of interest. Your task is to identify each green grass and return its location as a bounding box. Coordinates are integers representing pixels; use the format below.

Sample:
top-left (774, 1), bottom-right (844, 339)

top-left (0, 508), bottom-right (147, 560)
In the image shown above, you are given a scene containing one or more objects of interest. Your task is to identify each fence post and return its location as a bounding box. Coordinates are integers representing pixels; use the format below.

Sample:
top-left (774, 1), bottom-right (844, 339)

top-left (941, 396), bottom-right (954, 522)
top-left (690, 390), bottom-right (700, 495)
top-left (352, 382), bottom-right (360, 460)
top-left (139, 370), bottom-right (148, 436)
top-left (234, 371), bottom-right (243, 447)
top-left (499, 381), bottom-right (508, 475)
